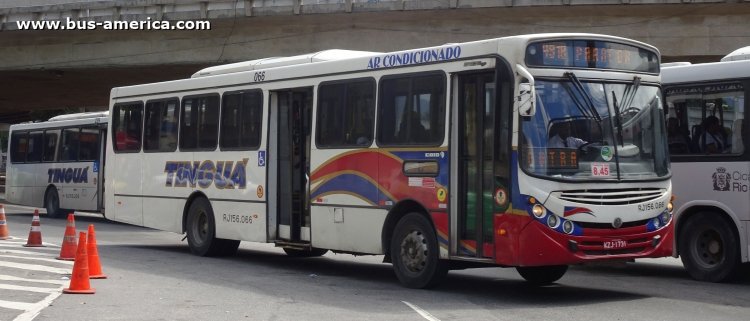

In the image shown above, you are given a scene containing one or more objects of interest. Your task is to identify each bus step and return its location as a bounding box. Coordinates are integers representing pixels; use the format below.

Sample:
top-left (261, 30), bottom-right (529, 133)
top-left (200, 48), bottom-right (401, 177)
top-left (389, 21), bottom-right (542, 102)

top-left (274, 240), bottom-right (311, 250)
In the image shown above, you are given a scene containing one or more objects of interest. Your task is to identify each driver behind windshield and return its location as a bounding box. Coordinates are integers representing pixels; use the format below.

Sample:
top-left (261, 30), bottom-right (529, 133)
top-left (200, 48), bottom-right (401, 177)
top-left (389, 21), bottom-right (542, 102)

top-left (548, 121), bottom-right (587, 148)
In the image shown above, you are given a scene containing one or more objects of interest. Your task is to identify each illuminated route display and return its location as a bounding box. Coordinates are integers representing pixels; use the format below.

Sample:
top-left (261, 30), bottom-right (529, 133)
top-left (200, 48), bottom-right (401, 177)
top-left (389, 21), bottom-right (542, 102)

top-left (525, 40), bottom-right (659, 73)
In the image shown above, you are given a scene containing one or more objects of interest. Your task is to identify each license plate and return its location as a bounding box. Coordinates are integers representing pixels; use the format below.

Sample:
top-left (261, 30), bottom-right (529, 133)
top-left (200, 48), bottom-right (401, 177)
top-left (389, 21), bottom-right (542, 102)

top-left (603, 240), bottom-right (627, 249)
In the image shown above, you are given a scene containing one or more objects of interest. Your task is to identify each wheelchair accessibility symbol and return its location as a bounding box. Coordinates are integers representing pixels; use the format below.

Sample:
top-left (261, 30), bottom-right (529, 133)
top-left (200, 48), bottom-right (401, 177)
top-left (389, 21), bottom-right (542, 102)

top-left (258, 151), bottom-right (266, 167)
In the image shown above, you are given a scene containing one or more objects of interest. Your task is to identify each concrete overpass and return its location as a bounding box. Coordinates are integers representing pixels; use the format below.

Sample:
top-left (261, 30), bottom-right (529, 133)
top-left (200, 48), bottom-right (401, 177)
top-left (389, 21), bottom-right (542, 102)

top-left (1, 0), bottom-right (750, 122)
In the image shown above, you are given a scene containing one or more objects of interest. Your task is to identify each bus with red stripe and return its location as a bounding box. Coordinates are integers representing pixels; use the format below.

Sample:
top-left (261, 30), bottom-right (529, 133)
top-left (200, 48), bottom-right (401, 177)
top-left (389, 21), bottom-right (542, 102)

top-left (105, 33), bottom-right (674, 288)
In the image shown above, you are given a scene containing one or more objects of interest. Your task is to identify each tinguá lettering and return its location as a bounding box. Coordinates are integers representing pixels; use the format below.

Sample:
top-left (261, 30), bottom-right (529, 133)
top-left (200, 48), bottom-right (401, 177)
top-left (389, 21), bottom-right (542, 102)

top-left (48, 167), bottom-right (89, 184)
top-left (164, 159), bottom-right (248, 189)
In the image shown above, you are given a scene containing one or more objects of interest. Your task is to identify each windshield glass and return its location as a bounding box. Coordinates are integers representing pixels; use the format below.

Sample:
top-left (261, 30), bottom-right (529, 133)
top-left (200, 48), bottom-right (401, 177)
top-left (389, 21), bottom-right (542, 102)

top-left (520, 79), bottom-right (669, 181)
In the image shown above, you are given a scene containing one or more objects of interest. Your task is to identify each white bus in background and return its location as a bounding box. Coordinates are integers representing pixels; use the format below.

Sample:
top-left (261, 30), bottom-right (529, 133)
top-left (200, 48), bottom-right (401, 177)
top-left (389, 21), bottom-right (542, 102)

top-left (107, 33), bottom-right (674, 288)
top-left (662, 46), bottom-right (750, 282)
top-left (6, 112), bottom-right (108, 218)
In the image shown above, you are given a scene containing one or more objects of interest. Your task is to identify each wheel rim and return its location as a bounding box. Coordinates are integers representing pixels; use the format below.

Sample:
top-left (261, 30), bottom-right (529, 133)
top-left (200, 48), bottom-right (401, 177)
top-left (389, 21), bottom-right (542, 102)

top-left (191, 210), bottom-right (209, 246)
top-left (399, 229), bottom-right (429, 273)
top-left (694, 228), bottom-right (723, 268)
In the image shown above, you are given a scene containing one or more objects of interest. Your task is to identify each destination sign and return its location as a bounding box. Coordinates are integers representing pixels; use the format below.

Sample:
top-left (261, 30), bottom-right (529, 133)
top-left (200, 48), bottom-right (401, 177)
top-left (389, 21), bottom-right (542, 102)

top-left (525, 40), bottom-right (659, 73)
top-left (527, 148), bottom-right (580, 170)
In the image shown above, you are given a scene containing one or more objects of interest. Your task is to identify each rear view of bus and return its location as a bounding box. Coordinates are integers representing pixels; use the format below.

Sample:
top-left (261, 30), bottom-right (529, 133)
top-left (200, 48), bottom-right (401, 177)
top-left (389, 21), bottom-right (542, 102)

top-left (662, 46), bottom-right (750, 282)
top-left (512, 37), bottom-right (673, 276)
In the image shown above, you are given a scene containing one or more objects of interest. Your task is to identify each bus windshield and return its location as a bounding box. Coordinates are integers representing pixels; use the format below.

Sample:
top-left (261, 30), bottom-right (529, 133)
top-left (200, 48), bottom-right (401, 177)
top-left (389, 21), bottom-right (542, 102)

top-left (521, 79), bottom-right (669, 181)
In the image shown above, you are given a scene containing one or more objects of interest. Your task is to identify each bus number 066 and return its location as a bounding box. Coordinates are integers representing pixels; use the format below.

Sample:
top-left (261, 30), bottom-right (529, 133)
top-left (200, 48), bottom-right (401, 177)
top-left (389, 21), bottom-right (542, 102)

top-left (253, 71), bottom-right (266, 82)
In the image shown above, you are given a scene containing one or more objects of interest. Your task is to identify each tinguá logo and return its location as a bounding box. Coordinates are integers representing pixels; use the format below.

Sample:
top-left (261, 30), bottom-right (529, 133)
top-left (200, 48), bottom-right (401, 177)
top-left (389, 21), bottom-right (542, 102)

top-left (48, 167), bottom-right (89, 184)
top-left (164, 159), bottom-right (248, 189)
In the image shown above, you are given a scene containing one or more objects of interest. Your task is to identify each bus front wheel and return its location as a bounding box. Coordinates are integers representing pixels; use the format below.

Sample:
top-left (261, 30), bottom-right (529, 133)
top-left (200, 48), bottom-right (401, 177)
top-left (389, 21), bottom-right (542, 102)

top-left (390, 213), bottom-right (448, 289)
top-left (186, 197), bottom-right (234, 257)
top-left (679, 212), bottom-right (740, 282)
top-left (516, 265), bottom-right (568, 285)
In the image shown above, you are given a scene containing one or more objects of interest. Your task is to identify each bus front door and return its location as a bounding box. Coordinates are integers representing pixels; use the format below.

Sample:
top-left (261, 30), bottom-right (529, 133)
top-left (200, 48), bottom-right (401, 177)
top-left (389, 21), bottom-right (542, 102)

top-left (454, 70), bottom-right (506, 259)
top-left (270, 87), bottom-right (313, 244)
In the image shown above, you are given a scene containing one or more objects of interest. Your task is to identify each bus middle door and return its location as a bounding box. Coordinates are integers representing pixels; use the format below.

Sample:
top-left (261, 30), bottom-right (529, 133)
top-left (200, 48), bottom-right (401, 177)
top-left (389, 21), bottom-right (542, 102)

top-left (454, 69), bottom-right (509, 260)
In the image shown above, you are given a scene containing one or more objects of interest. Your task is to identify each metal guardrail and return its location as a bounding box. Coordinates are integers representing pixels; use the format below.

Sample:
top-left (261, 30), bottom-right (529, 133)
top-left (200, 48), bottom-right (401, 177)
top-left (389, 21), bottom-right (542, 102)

top-left (0, 0), bottom-right (743, 31)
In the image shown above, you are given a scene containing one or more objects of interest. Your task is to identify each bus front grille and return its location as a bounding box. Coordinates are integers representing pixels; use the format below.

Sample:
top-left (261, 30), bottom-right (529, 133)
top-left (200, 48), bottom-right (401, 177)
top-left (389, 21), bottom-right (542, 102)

top-left (557, 188), bottom-right (664, 205)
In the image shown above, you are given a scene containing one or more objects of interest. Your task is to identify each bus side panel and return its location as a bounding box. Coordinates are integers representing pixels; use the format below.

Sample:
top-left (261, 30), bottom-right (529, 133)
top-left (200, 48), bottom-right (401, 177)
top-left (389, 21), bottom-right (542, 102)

top-left (111, 153), bottom-right (143, 225)
top-left (212, 201), bottom-right (267, 242)
top-left (57, 162), bottom-right (99, 212)
top-left (142, 152), bottom-right (186, 233)
top-left (309, 148), bottom-right (384, 253)
top-left (310, 205), bottom-right (386, 254)
top-left (205, 150), bottom-right (267, 242)
top-left (8, 164), bottom-right (37, 207)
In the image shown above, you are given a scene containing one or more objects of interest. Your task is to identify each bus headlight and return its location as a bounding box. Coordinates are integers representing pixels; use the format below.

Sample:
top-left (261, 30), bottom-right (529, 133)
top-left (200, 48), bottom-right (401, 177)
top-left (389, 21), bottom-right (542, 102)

top-left (547, 214), bottom-right (560, 228)
top-left (532, 204), bottom-right (546, 218)
top-left (667, 202), bottom-right (674, 213)
top-left (562, 220), bottom-right (574, 234)
top-left (660, 211), bottom-right (671, 224)
top-left (652, 217), bottom-right (661, 228)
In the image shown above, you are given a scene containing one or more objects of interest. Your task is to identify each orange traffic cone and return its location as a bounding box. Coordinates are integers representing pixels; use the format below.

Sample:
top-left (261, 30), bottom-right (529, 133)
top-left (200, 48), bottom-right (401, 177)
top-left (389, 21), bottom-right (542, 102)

top-left (86, 224), bottom-right (107, 279)
top-left (23, 210), bottom-right (45, 247)
top-left (56, 214), bottom-right (77, 261)
top-left (0, 205), bottom-right (10, 240)
top-left (63, 231), bottom-right (95, 294)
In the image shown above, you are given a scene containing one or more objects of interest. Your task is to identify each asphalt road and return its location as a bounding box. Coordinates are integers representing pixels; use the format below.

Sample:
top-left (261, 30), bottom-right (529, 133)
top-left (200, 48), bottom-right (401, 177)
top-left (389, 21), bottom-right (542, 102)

top-left (1, 204), bottom-right (749, 321)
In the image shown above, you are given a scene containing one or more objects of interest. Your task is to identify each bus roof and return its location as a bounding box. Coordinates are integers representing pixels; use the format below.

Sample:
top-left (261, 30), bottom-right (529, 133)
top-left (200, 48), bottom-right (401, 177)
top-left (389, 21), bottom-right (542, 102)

top-left (721, 45), bottom-right (750, 62)
top-left (662, 59), bottom-right (750, 85)
top-left (9, 111), bottom-right (108, 131)
top-left (111, 33), bottom-right (658, 100)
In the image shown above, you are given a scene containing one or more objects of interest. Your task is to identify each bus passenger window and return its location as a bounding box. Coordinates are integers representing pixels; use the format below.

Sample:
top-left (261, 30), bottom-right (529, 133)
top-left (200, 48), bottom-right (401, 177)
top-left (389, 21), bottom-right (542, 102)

top-left (316, 79), bottom-right (375, 148)
top-left (113, 102), bottom-right (143, 152)
top-left (144, 98), bottom-right (179, 152)
top-left (181, 94), bottom-right (219, 151)
top-left (43, 130), bottom-right (59, 162)
top-left (26, 132), bottom-right (44, 163)
top-left (79, 128), bottom-right (99, 161)
top-left (378, 73), bottom-right (445, 146)
top-left (10, 132), bottom-right (28, 163)
top-left (221, 90), bottom-right (262, 150)
top-left (665, 81), bottom-right (744, 156)
top-left (60, 128), bottom-right (80, 162)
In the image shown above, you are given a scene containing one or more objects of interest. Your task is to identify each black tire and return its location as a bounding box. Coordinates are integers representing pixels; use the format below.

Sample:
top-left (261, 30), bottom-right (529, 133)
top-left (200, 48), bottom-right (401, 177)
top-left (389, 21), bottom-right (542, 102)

top-left (44, 187), bottom-right (67, 219)
top-left (516, 265), bottom-right (568, 285)
top-left (283, 248), bottom-right (328, 257)
top-left (390, 213), bottom-right (448, 289)
top-left (679, 212), bottom-right (741, 282)
top-left (186, 197), bottom-right (225, 257)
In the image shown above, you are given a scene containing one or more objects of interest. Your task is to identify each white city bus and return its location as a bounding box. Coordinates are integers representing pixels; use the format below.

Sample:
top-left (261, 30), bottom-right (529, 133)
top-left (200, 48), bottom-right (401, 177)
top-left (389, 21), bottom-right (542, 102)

top-left (107, 33), bottom-right (674, 288)
top-left (6, 112), bottom-right (108, 218)
top-left (662, 46), bottom-right (750, 282)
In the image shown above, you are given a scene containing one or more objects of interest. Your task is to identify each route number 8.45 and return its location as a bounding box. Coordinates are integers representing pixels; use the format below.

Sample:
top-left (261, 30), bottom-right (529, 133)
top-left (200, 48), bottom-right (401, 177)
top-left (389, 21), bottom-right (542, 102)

top-left (253, 71), bottom-right (266, 82)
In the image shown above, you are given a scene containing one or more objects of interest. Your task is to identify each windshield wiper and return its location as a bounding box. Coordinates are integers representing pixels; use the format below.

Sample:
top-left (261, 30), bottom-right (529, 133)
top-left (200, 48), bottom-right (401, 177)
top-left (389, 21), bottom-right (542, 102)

top-left (611, 91), bottom-right (624, 146)
top-left (619, 76), bottom-right (642, 113)
top-left (564, 72), bottom-right (601, 122)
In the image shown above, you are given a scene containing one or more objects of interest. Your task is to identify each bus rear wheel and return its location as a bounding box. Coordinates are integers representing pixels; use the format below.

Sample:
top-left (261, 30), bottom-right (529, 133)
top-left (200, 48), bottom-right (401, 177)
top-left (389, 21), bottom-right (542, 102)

top-left (186, 197), bottom-right (234, 257)
top-left (44, 187), bottom-right (67, 219)
top-left (679, 212), bottom-right (740, 282)
top-left (390, 213), bottom-right (448, 289)
top-left (516, 265), bottom-right (568, 285)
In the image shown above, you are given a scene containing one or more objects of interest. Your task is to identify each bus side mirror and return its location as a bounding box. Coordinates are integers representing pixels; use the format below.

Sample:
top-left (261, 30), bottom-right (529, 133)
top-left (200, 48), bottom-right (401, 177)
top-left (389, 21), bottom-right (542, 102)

top-left (518, 83), bottom-right (535, 116)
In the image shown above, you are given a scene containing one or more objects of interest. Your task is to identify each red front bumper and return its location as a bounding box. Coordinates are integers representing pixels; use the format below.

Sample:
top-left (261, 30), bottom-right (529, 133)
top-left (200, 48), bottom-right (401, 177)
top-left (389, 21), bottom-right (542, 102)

top-left (496, 215), bottom-right (674, 266)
